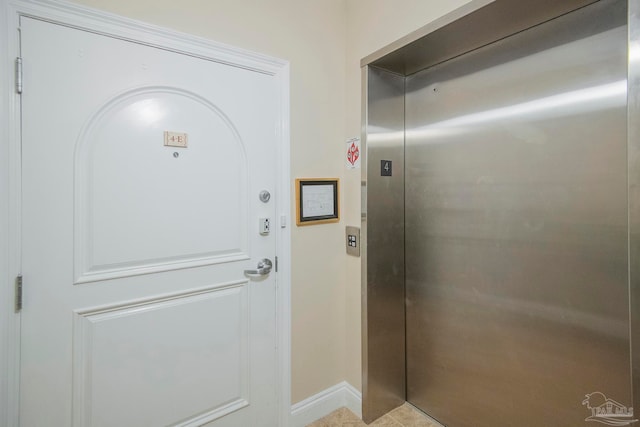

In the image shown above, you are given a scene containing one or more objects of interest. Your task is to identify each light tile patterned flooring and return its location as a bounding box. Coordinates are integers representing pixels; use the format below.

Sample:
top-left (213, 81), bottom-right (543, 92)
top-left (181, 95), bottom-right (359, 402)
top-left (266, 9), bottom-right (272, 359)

top-left (306, 403), bottom-right (441, 427)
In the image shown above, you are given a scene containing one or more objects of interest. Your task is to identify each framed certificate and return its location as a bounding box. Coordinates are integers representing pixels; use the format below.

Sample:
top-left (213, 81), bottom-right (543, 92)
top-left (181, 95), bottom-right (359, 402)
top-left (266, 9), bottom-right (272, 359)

top-left (295, 178), bottom-right (340, 226)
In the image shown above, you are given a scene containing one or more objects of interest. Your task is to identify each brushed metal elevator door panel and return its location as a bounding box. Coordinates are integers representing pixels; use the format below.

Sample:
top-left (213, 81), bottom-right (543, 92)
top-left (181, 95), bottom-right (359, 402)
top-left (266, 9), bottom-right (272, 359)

top-left (404, 1), bottom-right (630, 426)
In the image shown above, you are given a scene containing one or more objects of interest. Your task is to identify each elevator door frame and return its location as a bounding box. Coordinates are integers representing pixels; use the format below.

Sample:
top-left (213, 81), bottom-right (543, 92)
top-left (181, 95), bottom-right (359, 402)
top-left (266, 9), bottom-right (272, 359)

top-left (361, 0), bottom-right (640, 423)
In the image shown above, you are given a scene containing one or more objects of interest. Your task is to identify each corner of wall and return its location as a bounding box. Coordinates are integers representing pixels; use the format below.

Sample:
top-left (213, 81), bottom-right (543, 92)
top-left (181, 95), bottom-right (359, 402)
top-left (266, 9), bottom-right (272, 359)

top-left (290, 381), bottom-right (362, 427)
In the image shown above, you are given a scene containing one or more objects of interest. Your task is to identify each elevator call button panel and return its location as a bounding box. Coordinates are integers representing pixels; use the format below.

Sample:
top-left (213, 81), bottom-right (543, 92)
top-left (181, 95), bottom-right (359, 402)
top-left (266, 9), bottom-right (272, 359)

top-left (346, 226), bottom-right (360, 257)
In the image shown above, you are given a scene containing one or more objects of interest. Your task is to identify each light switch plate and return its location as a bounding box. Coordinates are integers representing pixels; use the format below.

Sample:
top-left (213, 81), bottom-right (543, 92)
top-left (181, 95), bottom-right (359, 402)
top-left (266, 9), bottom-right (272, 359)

top-left (346, 226), bottom-right (360, 257)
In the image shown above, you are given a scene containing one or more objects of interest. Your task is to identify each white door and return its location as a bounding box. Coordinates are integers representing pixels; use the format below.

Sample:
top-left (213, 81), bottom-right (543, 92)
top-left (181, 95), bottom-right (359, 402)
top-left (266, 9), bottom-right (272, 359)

top-left (19, 16), bottom-right (280, 427)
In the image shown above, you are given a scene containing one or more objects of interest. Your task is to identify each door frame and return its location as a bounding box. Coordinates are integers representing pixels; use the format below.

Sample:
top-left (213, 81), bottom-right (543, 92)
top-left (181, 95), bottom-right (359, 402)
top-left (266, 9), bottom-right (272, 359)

top-left (0, 1), bottom-right (292, 426)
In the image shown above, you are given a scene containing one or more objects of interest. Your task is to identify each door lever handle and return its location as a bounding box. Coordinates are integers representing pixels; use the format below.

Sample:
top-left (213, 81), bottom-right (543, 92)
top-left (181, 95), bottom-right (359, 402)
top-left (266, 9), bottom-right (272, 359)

top-left (244, 258), bottom-right (273, 276)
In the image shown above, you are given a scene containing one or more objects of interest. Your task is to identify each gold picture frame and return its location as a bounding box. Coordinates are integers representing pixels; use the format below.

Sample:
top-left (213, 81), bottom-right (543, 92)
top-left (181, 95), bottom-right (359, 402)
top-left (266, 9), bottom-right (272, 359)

top-left (295, 178), bottom-right (340, 226)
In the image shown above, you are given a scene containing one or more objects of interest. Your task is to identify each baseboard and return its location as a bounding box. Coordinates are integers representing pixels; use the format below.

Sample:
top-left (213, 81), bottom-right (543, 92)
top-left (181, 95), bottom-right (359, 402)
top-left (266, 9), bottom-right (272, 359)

top-left (290, 381), bottom-right (362, 427)
top-left (342, 383), bottom-right (361, 418)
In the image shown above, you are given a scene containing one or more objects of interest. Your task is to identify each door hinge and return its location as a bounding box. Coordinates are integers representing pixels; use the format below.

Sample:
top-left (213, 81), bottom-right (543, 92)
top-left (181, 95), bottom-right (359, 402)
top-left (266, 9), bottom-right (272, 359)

top-left (15, 275), bottom-right (23, 312)
top-left (275, 256), bottom-right (278, 273)
top-left (15, 57), bottom-right (22, 94)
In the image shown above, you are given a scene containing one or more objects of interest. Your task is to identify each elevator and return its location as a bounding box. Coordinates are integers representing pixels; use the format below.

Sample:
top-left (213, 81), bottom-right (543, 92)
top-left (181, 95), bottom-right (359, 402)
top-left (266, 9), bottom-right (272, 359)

top-left (362, 0), bottom-right (640, 426)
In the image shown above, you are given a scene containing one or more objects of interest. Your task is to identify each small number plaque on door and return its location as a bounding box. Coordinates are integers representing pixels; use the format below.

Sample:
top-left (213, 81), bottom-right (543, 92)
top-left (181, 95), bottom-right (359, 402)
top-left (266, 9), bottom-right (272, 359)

top-left (164, 131), bottom-right (188, 148)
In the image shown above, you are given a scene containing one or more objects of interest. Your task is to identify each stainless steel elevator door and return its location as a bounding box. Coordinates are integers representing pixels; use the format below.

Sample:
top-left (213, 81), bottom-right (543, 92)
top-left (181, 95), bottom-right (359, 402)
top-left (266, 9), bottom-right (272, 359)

top-left (404, 1), bottom-right (630, 426)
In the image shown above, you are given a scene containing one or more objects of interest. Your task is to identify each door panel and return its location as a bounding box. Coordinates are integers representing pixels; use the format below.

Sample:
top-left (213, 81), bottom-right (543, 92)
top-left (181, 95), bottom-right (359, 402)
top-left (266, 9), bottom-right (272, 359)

top-left (76, 88), bottom-right (249, 283)
top-left (405, 1), bottom-right (630, 426)
top-left (20, 16), bottom-right (278, 427)
top-left (73, 283), bottom-right (249, 426)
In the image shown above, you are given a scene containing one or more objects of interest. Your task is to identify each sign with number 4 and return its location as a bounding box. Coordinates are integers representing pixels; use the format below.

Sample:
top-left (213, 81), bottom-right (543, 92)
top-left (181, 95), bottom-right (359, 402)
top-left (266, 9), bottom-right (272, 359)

top-left (381, 160), bottom-right (392, 176)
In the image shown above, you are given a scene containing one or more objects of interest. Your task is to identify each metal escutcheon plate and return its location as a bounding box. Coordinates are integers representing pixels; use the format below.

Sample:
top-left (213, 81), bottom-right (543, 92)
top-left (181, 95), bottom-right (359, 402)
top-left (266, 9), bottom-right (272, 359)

top-left (259, 190), bottom-right (271, 203)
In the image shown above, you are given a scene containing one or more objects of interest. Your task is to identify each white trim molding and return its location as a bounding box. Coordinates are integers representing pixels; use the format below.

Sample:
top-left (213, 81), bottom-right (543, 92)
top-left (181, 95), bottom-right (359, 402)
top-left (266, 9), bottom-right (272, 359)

top-left (276, 61), bottom-right (292, 427)
top-left (1, 0), bottom-right (22, 425)
top-left (290, 382), bottom-right (362, 427)
top-left (0, 1), bottom-right (291, 426)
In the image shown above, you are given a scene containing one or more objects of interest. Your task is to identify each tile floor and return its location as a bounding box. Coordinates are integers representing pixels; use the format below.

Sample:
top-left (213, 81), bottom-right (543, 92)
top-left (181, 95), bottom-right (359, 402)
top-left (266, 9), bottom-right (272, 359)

top-left (306, 403), bottom-right (441, 427)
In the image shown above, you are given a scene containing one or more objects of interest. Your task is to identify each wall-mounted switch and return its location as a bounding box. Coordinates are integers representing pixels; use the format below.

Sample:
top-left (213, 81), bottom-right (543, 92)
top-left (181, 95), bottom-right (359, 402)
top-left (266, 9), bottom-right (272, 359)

top-left (259, 218), bottom-right (271, 235)
top-left (346, 226), bottom-right (360, 257)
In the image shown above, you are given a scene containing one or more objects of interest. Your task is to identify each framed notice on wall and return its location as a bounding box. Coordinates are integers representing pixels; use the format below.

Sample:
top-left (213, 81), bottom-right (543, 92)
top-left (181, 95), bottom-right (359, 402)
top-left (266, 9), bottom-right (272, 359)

top-left (295, 178), bottom-right (340, 226)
